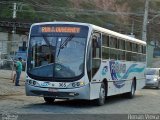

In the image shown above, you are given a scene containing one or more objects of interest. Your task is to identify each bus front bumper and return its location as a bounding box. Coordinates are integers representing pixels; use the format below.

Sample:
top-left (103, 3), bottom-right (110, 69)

top-left (25, 83), bottom-right (90, 100)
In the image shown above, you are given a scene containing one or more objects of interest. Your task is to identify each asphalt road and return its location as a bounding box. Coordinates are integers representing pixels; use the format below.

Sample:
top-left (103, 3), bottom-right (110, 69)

top-left (0, 87), bottom-right (160, 114)
top-left (0, 76), bottom-right (160, 120)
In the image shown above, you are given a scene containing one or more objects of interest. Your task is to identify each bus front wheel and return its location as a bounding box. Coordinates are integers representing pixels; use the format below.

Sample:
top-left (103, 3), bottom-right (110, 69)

top-left (44, 97), bottom-right (55, 103)
top-left (95, 82), bottom-right (106, 106)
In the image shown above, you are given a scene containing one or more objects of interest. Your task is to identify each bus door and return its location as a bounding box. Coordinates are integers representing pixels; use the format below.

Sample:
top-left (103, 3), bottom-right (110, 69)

top-left (87, 32), bottom-right (102, 99)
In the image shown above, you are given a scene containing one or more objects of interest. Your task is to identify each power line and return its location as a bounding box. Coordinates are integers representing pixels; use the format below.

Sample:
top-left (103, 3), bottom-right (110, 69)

top-left (0, 1), bottom-right (146, 16)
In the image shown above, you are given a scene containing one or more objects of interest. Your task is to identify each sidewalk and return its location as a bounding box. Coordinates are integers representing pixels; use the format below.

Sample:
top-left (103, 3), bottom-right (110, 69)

top-left (0, 70), bottom-right (25, 96)
top-left (0, 70), bottom-right (26, 81)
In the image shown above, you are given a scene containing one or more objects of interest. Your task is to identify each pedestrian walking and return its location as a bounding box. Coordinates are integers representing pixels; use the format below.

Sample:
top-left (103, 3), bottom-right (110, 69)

top-left (15, 57), bottom-right (23, 86)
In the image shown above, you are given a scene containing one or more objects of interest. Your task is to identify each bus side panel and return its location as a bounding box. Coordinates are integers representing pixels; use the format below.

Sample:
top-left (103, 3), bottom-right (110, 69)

top-left (136, 79), bottom-right (145, 90)
top-left (118, 62), bottom-right (145, 93)
top-left (121, 62), bottom-right (145, 92)
top-left (89, 82), bottom-right (101, 100)
top-left (107, 80), bottom-right (132, 96)
top-left (89, 62), bottom-right (109, 99)
top-left (131, 62), bottom-right (146, 90)
top-left (122, 80), bottom-right (132, 93)
top-left (101, 61), bottom-right (146, 96)
top-left (107, 81), bottom-right (118, 96)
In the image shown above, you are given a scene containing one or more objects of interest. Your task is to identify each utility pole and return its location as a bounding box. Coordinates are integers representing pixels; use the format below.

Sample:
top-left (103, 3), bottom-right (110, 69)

top-left (142, 0), bottom-right (149, 41)
top-left (131, 20), bottom-right (134, 35)
top-left (12, 3), bottom-right (17, 59)
top-left (13, 3), bottom-right (17, 19)
top-left (12, 2), bottom-right (17, 54)
top-left (11, 3), bottom-right (17, 80)
top-left (12, 3), bottom-right (17, 34)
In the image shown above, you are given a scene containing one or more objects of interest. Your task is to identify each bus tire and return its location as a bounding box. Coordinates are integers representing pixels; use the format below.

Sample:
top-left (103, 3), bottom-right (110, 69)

top-left (125, 80), bottom-right (136, 99)
top-left (95, 82), bottom-right (106, 106)
top-left (44, 97), bottom-right (55, 103)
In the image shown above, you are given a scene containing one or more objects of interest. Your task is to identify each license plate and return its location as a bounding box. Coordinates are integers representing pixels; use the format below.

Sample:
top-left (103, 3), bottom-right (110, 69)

top-left (48, 88), bottom-right (58, 92)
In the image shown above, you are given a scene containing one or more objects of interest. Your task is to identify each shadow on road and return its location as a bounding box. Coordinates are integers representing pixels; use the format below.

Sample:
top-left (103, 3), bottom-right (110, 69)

top-left (143, 86), bottom-right (160, 90)
top-left (22, 94), bottom-right (143, 109)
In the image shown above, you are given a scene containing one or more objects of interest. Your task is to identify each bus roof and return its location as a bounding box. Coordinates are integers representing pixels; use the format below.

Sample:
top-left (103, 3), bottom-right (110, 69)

top-left (91, 24), bottom-right (146, 45)
top-left (31, 21), bottom-right (146, 45)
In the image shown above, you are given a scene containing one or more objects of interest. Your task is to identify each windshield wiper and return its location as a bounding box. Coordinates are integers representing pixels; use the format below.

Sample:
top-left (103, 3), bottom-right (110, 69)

top-left (57, 34), bottom-right (74, 57)
top-left (60, 34), bottom-right (74, 49)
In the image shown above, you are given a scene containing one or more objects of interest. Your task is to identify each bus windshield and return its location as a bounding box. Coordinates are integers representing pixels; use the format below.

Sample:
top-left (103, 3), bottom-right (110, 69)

top-left (27, 24), bottom-right (89, 81)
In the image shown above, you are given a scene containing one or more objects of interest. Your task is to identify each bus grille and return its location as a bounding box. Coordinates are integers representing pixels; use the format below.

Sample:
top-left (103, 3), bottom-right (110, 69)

top-left (31, 90), bottom-right (79, 98)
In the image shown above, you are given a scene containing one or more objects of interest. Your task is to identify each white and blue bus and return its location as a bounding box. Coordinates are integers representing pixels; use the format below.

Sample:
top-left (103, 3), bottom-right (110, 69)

top-left (25, 22), bottom-right (146, 105)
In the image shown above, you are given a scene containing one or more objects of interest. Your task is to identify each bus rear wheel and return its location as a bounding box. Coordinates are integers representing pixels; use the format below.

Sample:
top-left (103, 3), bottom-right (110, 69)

top-left (44, 97), bottom-right (55, 103)
top-left (95, 82), bottom-right (106, 106)
top-left (125, 80), bottom-right (136, 98)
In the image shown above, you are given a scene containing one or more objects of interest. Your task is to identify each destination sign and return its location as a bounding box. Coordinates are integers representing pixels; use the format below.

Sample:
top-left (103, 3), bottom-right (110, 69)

top-left (30, 24), bottom-right (89, 37)
top-left (41, 27), bottom-right (80, 33)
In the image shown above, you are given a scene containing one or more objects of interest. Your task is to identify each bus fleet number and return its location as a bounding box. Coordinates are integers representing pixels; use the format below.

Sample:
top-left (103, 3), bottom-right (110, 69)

top-left (59, 83), bottom-right (66, 88)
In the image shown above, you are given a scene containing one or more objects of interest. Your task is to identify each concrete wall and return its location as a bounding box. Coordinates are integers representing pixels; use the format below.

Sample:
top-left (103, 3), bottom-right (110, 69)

top-left (0, 32), bottom-right (28, 55)
top-left (147, 44), bottom-right (154, 67)
top-left (147, 44), bottom-right (160, 68)
top-left (0, 32), bottom-right (8, 54)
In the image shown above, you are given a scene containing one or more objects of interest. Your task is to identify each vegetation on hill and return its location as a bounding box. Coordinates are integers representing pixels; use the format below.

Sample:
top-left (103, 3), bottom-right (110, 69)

top-left (0, 0), bottom-right (160, 42)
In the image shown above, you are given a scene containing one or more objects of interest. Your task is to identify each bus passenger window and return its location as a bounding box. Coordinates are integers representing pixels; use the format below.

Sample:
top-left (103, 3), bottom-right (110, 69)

top-left (119, 39), bottom-right (125, 50)
top-left (102, 47), bottom-right (109, 59)
top-left (132, 43), bottom-right (138, 52)
top-left (102, 34), bottom-right (109, 47)
top-left (126, 42), bottom-right (132, 51)
top-left (126, 52), bottom-right (132, 61)
top-left (131, 53), bottom-right (137, 61)
top-left (142, 46), bottom-right (146, 54)
top-left (118, 51), bottom-right (125, 60)
top-left (110, 37), bottom-right (117, 48)
top-left (110, 49), bottom-right (117, 60)
top-left (138, 45), bottom-right (142, 53)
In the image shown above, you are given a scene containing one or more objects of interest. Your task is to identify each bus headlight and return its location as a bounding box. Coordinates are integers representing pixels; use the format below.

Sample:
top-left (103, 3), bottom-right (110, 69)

top-left (26, 79), bottom-right (40, 87)
top-left (34, 81), bottom-right (40, 87)
top-left (67, 81), bottom-right (85, 88)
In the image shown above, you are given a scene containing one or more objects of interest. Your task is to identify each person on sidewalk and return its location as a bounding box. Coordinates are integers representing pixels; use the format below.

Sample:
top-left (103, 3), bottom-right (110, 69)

top-left (15, 57), bottom-right (23, 86)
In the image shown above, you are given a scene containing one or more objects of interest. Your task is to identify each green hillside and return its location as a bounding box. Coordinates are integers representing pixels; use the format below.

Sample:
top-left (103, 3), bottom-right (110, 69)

top-left (0, 0), bottom-right (160, 41)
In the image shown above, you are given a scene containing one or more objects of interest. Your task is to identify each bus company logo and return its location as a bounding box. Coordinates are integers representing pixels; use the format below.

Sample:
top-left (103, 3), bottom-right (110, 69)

top-left (109, 61), bottom-right (126, 88)
top-left (109, 62), bottom-right (145, 89)
top-left (102, 66), bottom-right (108, 75)
top-left (110, 61), bottom-right (126, 74)
top-left (41, 82), bottom-right (50, 87)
